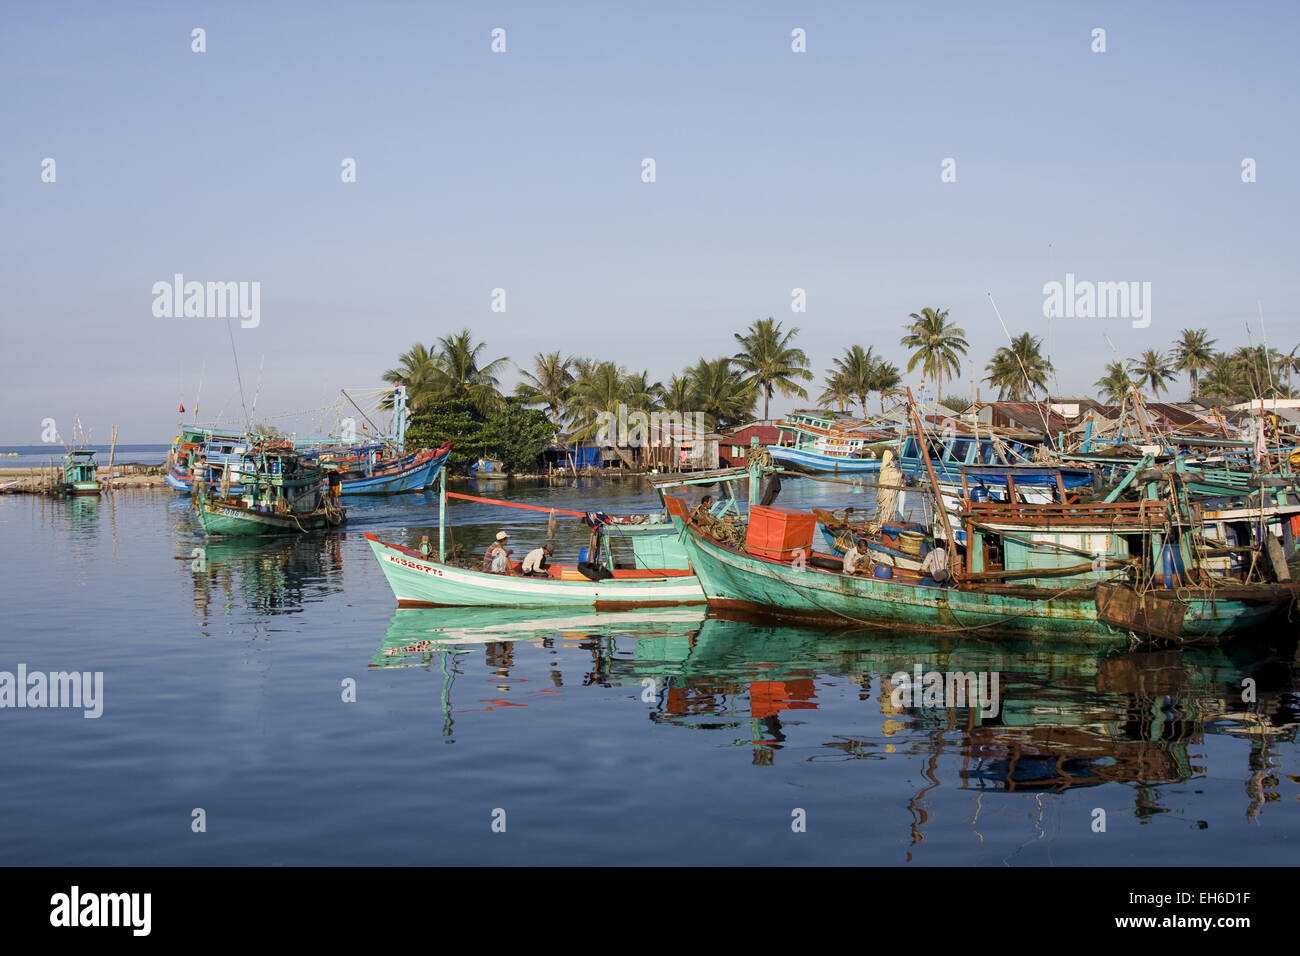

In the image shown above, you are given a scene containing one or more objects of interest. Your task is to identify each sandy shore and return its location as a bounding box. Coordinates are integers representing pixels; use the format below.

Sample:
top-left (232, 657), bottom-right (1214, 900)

top-left (0, 466), bottom-right (168, 494)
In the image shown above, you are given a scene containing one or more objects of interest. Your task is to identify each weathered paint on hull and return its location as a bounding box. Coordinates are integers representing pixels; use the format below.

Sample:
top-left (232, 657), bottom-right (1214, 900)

top-left (366, 533), bottom-right (705, 608)
top-left (198, 501), bottom-right (338, 536)
top-left (679, 525), bottom-right (1284, 643)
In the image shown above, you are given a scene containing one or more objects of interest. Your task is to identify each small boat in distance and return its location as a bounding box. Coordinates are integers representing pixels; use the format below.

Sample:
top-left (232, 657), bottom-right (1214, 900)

top-left (63, 450), bottom-right (102, 496)
top-left (195, 445), bottom-right (346, 536)
top-left (470, 457), bottom-right (508, 480)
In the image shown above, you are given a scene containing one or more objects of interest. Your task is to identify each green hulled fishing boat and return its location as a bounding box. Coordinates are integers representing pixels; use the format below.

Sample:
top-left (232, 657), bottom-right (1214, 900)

top-left (63, 449), bottom-right (102, 495)
top-left (195, 445), bottom-right (345, 536)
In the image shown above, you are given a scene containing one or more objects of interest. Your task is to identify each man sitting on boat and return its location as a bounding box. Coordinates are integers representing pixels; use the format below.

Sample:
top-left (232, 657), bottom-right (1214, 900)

top-left (843, 538), bottom-right (871, 575)
top-left (483, 531), bottom-right (514, 574)
top-left (521, 544), bottom-right (553, 577)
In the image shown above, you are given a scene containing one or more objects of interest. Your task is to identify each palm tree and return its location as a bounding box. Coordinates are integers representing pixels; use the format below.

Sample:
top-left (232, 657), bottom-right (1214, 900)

top-left (825, 345), bottom-right (878, 418)
top-left (900, 307), bottom-right (968, 400)
top-left (984, 333), bottom-right (1053, 401)
top-left (515, 351), bottom-right (575, 424)
top-left (1095, 361), bottom-right (1134, 404)
top-left (565, 361), bottom-right (626, 435)
top-left (732, 317), bottom-right (812, 420)
top-left (382, 343), bottom-right (441, 411)
top-left (1172, 328), bottom-right (1217, 398)
top-left (429, 330), bottom-right (509, 412)
top-left (621, 370), bottom-right (663, 412)
top-left (870, 360), bottom-right (903, 412)
top-left (687, 357), bottom-right (757, 430)
top-left (1127, 349), bottom-right (1176, 398)
top-left (1199, 352), bottom-right (1241, 403)
top-left (817, 371), bottom-right (855, 413)
top-left (658, 375), bottom-right (694, 414)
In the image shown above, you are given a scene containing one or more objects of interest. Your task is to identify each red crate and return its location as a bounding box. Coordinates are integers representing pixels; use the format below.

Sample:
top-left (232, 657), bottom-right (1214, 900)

top-left (746, 505), bottom-right (816, 561)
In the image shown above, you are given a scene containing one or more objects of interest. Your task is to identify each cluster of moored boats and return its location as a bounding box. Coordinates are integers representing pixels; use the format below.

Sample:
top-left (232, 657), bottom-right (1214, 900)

top-left (362, 388), bottom-right (1300, 646)
top-left (141, 379), bottom-right (1300, 645)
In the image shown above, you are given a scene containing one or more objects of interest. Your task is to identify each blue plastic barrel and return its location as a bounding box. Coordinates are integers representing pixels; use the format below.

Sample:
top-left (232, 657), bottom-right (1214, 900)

top-left (969, 486), bottom-right (989, 503)
top-left (578, 547), bottom-right (589, 564)
top-left (874, 565), bottom-right (893, 578)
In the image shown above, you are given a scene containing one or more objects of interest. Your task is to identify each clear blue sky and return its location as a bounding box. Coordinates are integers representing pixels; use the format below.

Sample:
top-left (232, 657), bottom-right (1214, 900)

top-left (2, 0), bottom-right (1297, 441)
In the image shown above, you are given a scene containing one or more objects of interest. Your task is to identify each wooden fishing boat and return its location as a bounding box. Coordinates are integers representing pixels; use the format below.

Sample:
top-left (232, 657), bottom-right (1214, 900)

top-left (365, 532), bottom-right (703, 608)
top-left (470, 457), bottom-right (508, 480)
top-left (767, 411), bottom-right (891, 474)
top-left (195, 446), bottom-right (345, 536)
top-left (667, 392), bottom-right (1300, 643)
top-left (62, 450), bottom-right (102, 496)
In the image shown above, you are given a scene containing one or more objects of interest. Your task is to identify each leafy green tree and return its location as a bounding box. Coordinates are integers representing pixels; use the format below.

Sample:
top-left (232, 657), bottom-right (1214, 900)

top-left (478, 399), bottom-right (559, 472)
top-left (817, 371), bottom-right (855, 413)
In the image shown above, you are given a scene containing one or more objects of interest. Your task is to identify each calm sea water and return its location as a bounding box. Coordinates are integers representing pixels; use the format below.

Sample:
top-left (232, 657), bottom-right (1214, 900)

top-left (1, 477), bottom-right (1297, 866)
top-left (0, 444), bottom-right (170, 469)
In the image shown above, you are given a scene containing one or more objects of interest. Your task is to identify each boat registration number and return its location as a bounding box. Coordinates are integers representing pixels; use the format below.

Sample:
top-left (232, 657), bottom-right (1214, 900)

top-left (387, 554), bottom-right (442, 576)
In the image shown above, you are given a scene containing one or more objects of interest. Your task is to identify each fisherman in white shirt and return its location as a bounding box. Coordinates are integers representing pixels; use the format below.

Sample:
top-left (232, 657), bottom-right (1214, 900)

top-left (521, 544), bottom-right (552, 577)
top-left (842, 539), bottom-right (870, 575)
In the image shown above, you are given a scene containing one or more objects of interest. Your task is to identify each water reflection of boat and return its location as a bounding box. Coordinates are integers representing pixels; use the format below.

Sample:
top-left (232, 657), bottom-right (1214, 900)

top-left (187, 533), bottom-right (345, 620)
top-left (371, 606), bottom-right (1299, 813)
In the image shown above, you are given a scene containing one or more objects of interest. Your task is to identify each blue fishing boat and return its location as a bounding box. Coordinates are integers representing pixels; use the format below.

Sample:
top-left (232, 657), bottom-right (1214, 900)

top-left (767, 411), bottom-right (892, 474)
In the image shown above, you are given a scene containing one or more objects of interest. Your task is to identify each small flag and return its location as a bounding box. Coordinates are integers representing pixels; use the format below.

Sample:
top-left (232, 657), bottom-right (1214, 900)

top-left (179, 404), bottom-right (185, 413)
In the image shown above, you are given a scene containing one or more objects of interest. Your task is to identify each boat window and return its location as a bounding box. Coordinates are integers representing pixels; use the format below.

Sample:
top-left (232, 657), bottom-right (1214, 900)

top-left (903, 438), bottom-right (916, 458)
top-left (980, 442), bottom-right (998, 464)
top-left (951, 439), bottom-right (974, 463)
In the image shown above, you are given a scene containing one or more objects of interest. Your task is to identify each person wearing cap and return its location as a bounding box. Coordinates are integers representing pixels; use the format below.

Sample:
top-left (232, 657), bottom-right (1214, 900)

top-left (483, 531), bottom-right (511, 573)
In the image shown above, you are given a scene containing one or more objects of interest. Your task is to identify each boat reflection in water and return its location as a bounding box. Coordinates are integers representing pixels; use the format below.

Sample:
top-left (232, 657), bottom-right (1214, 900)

top-left (185, 533), bottom-right (346, 626)
top-left (375, 607), bottom-right (1299, 822)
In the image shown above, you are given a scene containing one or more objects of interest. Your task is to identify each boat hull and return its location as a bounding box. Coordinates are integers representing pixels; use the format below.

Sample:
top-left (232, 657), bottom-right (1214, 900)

top-left (366, 533), bottom-right (705, 608)
top-left (678, 523), bottom-right (1286, 643)
top-left (767, 446), bottom-right (882, 474)
top-left (198, 500), bottom-right (342, 536)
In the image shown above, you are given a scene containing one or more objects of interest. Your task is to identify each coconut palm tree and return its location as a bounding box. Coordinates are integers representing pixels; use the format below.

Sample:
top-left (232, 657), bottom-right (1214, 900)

top-left (428, 330), bottom-right (509, 412)
top-left (732, 317), bottom-right (812, 420)
top-left (382, 343), bottom-right (441, 412)
top-left (900, 307), bottom-right (968, 400)
top-left (1172, 328), bottom-right (1217, 398)
top-left (1127, 349), bottom-right (1176, 398)
top-left (870, 360), bottom-right (903, 412)
top-left (1095, 361), bottom-right (1134, 404)
top-left (687, 357), bottom-right (757, 430)
top-left (565, 361), bottom-right (626, 435)
top-left (817, 371), bottom-right (855, 413)
top-left (826, 345), bottom-right (886, 418)
top-left (658, 375), bottom-right (694, 414)
top-left (515, 351), bottom-right (575, 424)
top-left (621, 370), bottom-right (663, 412)
top-left (984, 333), bottom-right (1053, 401)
